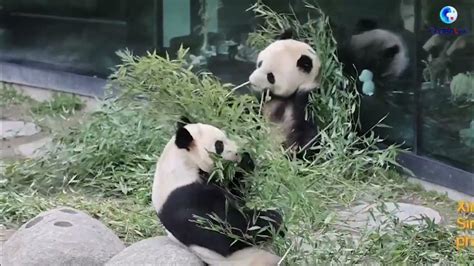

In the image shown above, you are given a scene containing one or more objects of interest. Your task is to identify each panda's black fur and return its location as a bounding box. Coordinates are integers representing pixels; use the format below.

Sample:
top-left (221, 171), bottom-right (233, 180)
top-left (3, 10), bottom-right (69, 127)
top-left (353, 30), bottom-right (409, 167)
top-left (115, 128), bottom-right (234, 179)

top-left (259, 89), bottom-right (319, 159)
top-left (248, 31), bottom-right (322, 159)
top-left (152, 117), bottom-right (284, 265)
top-left (266, 91), bottom-right (317, 152)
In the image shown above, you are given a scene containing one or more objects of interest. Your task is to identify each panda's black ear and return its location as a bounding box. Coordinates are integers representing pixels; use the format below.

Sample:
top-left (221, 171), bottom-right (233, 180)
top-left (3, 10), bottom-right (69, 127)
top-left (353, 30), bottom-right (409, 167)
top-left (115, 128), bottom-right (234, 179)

top-left (278, 29), bottom-right (293, 40)
top-left (175, 127), bottom-right (194, 150)
top-left (383, 45), bottom-right (400, 59)
top-left (177, 116), bottom-right (191, 129)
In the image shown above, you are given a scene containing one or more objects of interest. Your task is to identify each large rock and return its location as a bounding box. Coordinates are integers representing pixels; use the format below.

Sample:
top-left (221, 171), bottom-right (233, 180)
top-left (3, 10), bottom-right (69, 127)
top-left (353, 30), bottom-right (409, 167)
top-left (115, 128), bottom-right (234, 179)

top-left (3, 207), bottom-right (125, 266)
top-left (1, 121), bottom-right (40, 139)
top-left (1, 225), bottom-right (17, 266)
top-left (106, 236), bottom-right (203, 266)
top-left (338, 202), bottom-right (442, 231)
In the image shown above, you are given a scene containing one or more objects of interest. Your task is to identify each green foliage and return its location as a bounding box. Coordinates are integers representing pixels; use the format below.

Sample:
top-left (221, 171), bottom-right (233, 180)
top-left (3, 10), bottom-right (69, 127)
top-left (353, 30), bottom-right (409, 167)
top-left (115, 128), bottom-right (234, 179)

top-left (451, 72), bottom-right (474, 101)
top-left (2, 1), bottom-right (470, 264)
top-left (0, 83), bottom-right (32, 107)
top-left (208, 154), bottom-right (239, 185)
top-left (307, 205), bottom-right (473, 264)
top-left (31, 93), bottom-right (85, 116)
top-left (4, 102), bottom-right (169, 198)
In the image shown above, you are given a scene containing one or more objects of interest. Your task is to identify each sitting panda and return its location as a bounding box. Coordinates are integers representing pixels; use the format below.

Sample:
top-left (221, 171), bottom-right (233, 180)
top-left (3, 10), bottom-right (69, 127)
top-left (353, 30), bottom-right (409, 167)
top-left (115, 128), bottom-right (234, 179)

top-left (247, 23), bottom-right (409, 155)
top-left (152, 117), bottom-right (284, 266)
top-left (248, 31), bottom-right (322, 157)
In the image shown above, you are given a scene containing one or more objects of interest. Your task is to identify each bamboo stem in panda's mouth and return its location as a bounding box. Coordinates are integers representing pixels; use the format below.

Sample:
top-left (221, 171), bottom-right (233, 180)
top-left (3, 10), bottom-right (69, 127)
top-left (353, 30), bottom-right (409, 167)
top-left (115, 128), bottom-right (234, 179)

top-left (225, 81), bottom-right (251, 98)
top-left (258, 89), bottom-right (270, 116)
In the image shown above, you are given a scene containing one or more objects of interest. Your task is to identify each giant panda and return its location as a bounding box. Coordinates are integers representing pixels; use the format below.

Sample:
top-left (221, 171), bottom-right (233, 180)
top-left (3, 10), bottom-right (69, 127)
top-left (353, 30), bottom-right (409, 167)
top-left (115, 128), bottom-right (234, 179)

top-left (248, 31), bottom-right (322, 157)
top-left (247, 23), bottom-right (409, 155)
top-left (152, 117), bottom-right (284, 266)
top-left (336, 19), bottom-right (409, 85)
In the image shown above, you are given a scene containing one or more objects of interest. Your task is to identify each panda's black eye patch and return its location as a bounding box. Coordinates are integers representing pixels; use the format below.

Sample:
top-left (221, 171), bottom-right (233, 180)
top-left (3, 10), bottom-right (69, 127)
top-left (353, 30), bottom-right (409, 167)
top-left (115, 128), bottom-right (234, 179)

top-left (297, 55), bottom-right (313, 73)
top-left (215, 140), bottom-right (224, 155)
top-left (257, 61), bottom-right (263, 68)
top-left (267, 72), bottom-right (275, 84)
top-left (383, 45), bottom-right (400, 59)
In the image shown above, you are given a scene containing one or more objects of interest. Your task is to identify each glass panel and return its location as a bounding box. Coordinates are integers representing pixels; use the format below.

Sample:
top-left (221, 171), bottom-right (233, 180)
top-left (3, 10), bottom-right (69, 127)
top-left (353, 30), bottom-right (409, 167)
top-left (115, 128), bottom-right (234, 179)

top-left (418, 0), bottom-right (474, 172)
top-left (317, 0), bottom-right (417, 149)
top-left (161, 0), bottom-right (258, 86)
top-left (0, 0), bottom-right (158, 77)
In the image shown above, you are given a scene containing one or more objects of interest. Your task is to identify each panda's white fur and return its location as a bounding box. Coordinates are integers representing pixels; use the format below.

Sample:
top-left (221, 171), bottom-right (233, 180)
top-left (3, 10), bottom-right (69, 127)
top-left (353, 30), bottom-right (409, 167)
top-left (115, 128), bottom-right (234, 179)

top-left (249, 39), bottom-right (321, 96)
top-left (191, 246), bottom-right (281, 266)
top-left (152, 121), bottom-right (283, 266)
top-left (152, 123), bottom-right (239, 212)
top-left (349, 29), bottom-right (409, 79)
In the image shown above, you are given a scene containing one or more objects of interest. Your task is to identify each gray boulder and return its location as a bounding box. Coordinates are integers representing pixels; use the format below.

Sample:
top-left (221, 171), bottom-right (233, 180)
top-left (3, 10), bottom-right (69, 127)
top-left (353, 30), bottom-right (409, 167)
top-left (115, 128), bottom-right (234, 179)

top-left (106, 236), bottom-right (203, 266)
top-left (3, 207), bottom-right (125, 266)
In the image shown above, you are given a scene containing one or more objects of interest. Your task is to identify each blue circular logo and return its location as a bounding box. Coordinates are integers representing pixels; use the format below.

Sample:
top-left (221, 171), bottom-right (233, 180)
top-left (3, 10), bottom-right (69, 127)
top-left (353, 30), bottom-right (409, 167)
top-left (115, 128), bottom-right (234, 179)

top-left (440, 6), bottom-right (458, 24)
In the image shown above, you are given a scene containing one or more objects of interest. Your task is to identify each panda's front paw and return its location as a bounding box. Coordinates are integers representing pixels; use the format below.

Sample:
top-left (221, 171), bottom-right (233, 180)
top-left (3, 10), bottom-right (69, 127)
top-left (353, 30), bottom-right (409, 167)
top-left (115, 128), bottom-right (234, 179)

top-left (239, 152), bottom-right (255, 173)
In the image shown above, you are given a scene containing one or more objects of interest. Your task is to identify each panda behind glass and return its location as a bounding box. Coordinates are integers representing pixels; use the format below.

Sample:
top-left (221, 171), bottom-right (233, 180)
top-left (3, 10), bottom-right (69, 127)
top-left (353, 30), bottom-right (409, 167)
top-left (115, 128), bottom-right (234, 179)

top-left (248, 30), bottom-right (322, 157)
top-left (152, 118), bottom-right (284, 266)
top-left (337, 19), bottom-right (409, 83)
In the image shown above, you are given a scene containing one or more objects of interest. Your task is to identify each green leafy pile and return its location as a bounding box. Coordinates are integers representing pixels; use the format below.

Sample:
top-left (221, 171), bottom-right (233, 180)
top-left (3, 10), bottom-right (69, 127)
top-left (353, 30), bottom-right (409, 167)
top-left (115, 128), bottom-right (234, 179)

top-left (4, 102), bottom-right (170, 198)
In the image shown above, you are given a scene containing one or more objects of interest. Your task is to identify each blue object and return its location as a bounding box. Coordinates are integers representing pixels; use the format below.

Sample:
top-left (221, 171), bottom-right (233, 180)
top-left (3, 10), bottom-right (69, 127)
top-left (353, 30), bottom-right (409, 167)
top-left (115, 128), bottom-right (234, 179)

top-left (358, 69), bottom-right (375, 96)
top-left (440, 6), bottom-right (458, 24)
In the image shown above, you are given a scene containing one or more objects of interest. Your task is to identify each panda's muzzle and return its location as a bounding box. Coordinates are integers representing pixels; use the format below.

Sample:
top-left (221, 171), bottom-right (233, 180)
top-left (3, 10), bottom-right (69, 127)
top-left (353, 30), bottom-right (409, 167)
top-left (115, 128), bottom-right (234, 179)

top-left (248, 81), bottom-right (266, 91)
